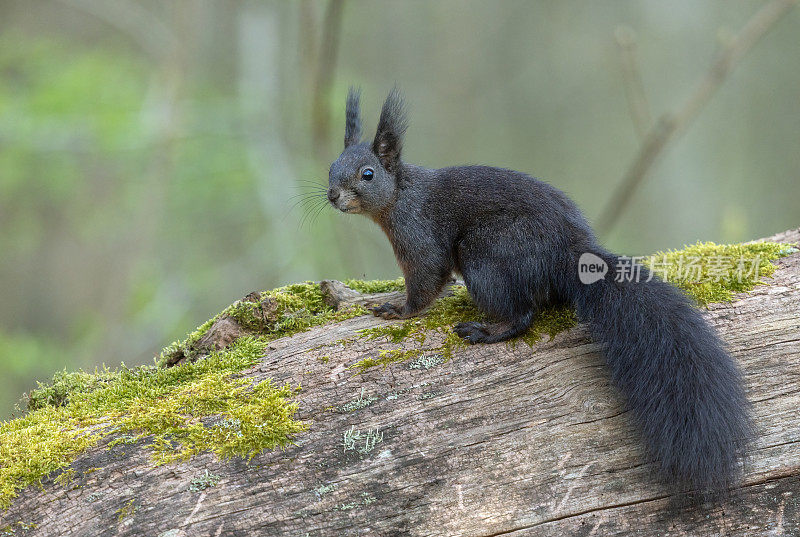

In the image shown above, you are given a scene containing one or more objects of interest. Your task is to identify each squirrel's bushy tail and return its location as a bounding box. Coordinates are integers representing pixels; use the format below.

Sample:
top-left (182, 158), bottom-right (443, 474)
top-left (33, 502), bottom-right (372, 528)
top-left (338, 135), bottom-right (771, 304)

top-left (567, 251), bottom-right (752, 495)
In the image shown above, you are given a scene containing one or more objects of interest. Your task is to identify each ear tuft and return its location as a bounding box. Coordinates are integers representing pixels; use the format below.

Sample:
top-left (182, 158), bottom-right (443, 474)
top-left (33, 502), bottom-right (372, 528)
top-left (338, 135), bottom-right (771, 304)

top-left (344, 87), bottom-right (362, 148)
top-left (372, 86), bottom-right (408, 173)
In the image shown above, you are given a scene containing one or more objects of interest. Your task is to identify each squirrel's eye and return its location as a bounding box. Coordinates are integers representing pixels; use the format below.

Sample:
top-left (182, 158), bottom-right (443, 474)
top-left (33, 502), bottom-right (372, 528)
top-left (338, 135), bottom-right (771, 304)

top-left (361, 168), bottom-right (374, 180)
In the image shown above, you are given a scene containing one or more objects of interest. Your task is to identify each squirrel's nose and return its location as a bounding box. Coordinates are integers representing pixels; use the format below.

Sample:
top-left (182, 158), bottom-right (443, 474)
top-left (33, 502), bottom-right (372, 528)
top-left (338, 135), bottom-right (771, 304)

top-left (327, 188), bottom-right (340, 202)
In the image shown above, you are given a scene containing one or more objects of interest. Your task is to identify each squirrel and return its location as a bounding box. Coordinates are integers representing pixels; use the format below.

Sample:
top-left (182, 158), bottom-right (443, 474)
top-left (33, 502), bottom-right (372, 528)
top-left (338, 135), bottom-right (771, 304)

top-left (326, 87), bottom-right (751, 498)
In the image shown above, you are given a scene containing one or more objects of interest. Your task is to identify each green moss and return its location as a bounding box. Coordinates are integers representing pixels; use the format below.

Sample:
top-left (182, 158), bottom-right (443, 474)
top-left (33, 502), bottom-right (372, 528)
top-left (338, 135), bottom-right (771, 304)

top-left (349, 348), bottom-right (423, 374)
top-left (361, 322), bottom-right (419, 344)
top-left (259, 282), bottom-right (371, 337)
top-left (1, 279), bottom-right (383, 511)
top-left (52, 468), bottom-right (75, 488)
top-left (351, 286), bottom-right (577, 373)
top-left (106, 434), bottom-right (138, 448)
top-left (157, 282), bottom-right (368, 366)
top-left (115, 498), bottom-right (136, 522)
top-left (25, 368), bottom-right (119, 411)
top-left (643, 241), bottom-right (793, 306)
top-left (350, 286), bottom-right (487, 373)
top-left (3, 280), bottom-right (378, 511)
top-left (0, 337), bottom-right (307, 509)
top-left (519, 307), bottom-right (578, 348)
top-left (343, 277), bottom-right (404, 294)
top-left (157, 315), bottom-right (219, 366)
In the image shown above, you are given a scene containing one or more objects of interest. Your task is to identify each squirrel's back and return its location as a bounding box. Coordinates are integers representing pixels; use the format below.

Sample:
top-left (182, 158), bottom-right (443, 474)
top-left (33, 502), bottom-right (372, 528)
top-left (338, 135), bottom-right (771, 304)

top-left (408, 164), bottom-right (593, 242)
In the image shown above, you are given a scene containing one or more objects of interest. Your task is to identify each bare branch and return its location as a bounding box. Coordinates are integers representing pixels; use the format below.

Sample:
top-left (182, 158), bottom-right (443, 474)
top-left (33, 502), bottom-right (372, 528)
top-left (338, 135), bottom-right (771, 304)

top-left (615, 24), bottom-right (652, 140)
top-left (597, 0), bottom-right (797, 236)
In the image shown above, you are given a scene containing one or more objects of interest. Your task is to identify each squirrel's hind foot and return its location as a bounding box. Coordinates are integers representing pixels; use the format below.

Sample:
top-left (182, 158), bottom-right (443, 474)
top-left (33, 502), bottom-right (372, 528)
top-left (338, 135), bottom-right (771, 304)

top-left (453, 322), bottom-right (491, 344)
top-left (454, 310), bottom-right (535, 344)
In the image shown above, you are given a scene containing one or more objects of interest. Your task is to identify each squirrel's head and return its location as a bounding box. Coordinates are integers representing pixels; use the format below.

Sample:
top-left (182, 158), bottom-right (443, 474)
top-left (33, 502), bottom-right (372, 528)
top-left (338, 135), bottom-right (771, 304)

top-left (328, 87), bottom-right (407, 216)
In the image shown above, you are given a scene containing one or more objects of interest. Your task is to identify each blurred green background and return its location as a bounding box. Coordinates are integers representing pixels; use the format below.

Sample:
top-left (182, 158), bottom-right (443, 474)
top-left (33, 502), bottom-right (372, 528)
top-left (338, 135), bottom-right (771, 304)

top-left (0, 1), bottom-right (798, 418)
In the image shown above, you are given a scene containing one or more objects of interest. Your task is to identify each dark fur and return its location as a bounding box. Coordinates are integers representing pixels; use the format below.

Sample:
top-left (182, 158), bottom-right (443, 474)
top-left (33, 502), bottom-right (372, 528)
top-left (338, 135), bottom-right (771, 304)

top-left (344, 87), bottom-right (362, 148)
top-left (372, 86), bottom-right (407, 174)
top-left (327, 89), bottom-right (752, 497)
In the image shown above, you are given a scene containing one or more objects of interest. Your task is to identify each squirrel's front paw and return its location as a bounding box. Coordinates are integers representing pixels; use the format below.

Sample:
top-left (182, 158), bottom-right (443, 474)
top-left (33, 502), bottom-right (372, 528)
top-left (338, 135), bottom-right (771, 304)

top-left (371, 302), bottom-right (403, 319)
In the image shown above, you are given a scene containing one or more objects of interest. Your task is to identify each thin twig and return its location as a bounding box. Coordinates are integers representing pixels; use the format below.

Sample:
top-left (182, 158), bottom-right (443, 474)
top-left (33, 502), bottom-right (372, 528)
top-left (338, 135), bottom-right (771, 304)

top-left (596, 0), bottom-right (797, 236)
top-left (615, 25), bottom-right (652, 140)
top-left (312, 0), bottom-right (346, 159)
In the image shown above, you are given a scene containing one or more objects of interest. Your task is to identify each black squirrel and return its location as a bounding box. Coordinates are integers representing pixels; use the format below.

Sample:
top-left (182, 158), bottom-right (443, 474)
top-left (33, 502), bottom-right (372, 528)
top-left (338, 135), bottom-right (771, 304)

top-left (327, 87), bottom-right (751, 497)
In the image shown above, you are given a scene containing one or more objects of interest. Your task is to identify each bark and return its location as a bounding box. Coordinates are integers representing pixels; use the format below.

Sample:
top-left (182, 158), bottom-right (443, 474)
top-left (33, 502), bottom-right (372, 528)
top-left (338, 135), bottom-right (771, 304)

top-left (3, 229), bottom-right (800, 537)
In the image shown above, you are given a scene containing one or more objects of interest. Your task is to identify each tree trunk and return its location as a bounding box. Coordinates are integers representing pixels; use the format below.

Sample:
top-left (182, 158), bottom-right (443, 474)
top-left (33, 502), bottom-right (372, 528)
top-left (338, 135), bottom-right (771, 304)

top-left (4, 229), bottom-right (800, 537)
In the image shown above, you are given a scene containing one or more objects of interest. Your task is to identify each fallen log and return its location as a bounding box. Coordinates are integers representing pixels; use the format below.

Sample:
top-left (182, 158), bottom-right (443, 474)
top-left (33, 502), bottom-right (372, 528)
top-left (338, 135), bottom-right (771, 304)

top-left (1, 229), bottom-right (799, 536)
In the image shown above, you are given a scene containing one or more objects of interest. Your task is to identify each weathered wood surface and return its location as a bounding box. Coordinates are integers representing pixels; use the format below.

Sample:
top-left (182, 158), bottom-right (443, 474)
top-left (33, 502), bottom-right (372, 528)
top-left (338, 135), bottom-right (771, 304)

top-left (3, 229), bottom-right (800, 537)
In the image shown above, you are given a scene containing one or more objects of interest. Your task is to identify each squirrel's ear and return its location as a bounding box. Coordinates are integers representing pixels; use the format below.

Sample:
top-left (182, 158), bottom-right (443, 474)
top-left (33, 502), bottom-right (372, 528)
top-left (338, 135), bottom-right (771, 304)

top-left (372, 87), bottom-right (407, 173)
top-left (344, 87), bottom-right (362, 148)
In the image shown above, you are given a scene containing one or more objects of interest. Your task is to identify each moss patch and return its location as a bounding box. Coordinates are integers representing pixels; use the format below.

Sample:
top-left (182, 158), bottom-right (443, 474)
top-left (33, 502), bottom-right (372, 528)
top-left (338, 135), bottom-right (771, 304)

top-left (643, 241), bottom-right (793, 306)
top-left (348, 240), bottom-right (794, 373)
top-left (157, 282), bottom-right (368, 366)
top-left (350, 286), bottom-right (480, 372)
top-left (0, 337), bottom-right (307, 509)
top-left (24, 369), bottom-right (119, 411)
top-left (1, 281), bottom-right (376, 511)
top-left (2, 282), bottom-right (373, 511)
top-left (348, 348), bottom-right (423, 374)
top-left (351, 286), bottom-right (579, 373)
top-left (115, 498), bottom-right (136, 522)
top-left (343, 277), bottom-right (404, 294)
